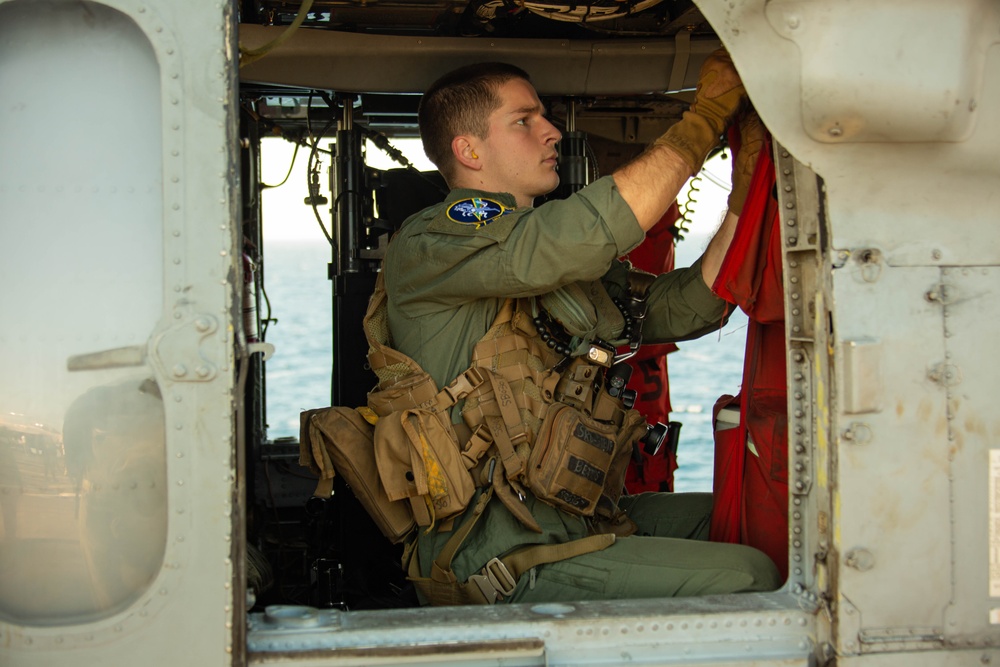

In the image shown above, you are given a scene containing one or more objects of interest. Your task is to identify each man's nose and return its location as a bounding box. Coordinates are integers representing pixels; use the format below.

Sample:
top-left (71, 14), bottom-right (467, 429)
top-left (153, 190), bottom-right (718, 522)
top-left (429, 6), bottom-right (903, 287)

top-left (541, 117), bottom-right (562, 144)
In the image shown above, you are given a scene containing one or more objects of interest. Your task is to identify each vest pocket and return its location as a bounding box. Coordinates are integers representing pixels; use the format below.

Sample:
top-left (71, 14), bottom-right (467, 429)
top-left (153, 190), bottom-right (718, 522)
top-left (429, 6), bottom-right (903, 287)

top-left (526, 405), bottom-right (619, 516)
top-left (373, 407), bottom-right (475, 527)
top-left (368, 371), bottom-right (439, 417)
top-left (301, 407), bottom-right (416, 544)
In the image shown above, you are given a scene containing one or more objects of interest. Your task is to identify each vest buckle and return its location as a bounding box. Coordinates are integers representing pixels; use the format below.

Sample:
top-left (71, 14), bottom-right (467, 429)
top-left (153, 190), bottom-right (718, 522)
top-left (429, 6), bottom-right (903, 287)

top-left (469, 556), bottom-right (517, 604)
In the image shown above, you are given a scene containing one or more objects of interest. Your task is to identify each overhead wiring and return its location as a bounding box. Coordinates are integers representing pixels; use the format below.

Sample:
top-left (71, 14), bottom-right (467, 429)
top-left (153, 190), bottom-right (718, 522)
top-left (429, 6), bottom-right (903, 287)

top-left (472, 0), bottom-right (665, 23)
top-left (239, 0), bottom-right (315, 68)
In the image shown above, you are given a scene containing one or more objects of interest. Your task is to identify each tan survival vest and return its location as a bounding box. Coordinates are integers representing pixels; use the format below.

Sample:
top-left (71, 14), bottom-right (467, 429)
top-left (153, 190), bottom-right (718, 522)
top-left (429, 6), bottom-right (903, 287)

top-left (301, 268), bottom-right (655, 605)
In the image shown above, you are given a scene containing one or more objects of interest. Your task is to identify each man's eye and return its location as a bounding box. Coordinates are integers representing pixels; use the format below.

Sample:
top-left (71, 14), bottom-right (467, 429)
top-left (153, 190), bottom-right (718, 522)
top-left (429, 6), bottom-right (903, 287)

top-left (515, 118), bottom-right (527, 126)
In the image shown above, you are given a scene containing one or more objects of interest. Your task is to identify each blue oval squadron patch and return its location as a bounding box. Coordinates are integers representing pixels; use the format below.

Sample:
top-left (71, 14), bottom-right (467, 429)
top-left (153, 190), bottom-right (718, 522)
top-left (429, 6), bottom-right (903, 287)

top-left (446, 197), bottom-right (509, 228)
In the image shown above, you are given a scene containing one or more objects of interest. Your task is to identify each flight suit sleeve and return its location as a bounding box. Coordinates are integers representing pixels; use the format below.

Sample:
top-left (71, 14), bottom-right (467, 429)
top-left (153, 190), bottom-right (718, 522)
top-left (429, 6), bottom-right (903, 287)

top-left (388, 177), bottom-right (645, 312)
top-left (603, 256), bottom-right (730, 343)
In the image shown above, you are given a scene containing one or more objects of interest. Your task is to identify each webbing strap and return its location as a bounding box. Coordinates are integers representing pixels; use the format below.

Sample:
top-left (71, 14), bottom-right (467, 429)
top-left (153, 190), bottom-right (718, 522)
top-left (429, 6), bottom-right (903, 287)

top-left (485, 415), bottom-right (525, 483)
top-left (429, 486), bottom-right (494, 585)
top-left (485, 371), bottom-right (528, 446)
top-left (476, 370), bottom-right (530, 500)
top-left (502, 533), bottom-right (616, 583)
top-left (466, 533), bottom-right (617, 604)
top-left (409, 479), bottom-right (616, 605)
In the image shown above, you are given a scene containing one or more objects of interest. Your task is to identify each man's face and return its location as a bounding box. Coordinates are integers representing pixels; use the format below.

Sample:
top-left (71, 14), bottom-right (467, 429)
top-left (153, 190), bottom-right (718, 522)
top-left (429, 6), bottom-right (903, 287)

top-left (476, 78), bottom-right (562, 208)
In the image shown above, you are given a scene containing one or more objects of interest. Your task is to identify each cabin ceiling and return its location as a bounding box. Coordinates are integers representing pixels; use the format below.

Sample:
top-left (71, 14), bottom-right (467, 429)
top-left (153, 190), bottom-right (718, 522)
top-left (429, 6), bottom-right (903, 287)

top-left (237, 0), bottom-right (721, 143)
top-left (240, 0), bottom-right (715, 41)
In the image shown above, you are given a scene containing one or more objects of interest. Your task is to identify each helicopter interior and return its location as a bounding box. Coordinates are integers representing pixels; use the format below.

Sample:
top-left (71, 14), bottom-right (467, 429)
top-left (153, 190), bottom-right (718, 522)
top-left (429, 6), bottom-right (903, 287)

top-left (235, 0), bottom-right (739, 611)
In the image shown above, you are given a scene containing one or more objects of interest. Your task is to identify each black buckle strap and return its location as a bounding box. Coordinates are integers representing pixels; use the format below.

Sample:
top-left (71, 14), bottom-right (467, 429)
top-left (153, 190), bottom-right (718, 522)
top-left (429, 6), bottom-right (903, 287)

top-left (614, 268), bottom-right (655, 363)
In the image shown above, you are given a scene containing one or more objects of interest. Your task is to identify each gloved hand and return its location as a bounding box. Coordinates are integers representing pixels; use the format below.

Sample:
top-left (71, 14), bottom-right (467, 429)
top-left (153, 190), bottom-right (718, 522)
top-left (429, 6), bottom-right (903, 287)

top-left (655, 48), bottom-right (746, 174)
top-left (727, 108), bottom-right (765, 216)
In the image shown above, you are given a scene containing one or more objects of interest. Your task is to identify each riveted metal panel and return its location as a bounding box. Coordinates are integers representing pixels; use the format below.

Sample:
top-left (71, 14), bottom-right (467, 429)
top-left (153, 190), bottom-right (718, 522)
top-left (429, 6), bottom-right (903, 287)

top-left (0, 0), bottom-right (170, 630)
top-left (0, 0), bottom-right (241, 665)
top-left (704, 0), bottom-right (1000, 268)
top-left (940, 267), bottom-right (1000, 649)
top-left (703, 1), bottom-right (1000, 661)
top-left (247, 597), bottom-right (814, 667)
top-left (774, 145), bottom-right (831, 610)
top-left (839, 648), bottom-right (1000, 667)
top-left (832, 261), bottom-right (951, 643)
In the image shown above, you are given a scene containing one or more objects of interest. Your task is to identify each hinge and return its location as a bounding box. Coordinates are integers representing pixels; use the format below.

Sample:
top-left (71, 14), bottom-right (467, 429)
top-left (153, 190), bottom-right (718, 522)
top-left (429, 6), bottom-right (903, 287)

top-left (151, 314), bottom-right (222, 382)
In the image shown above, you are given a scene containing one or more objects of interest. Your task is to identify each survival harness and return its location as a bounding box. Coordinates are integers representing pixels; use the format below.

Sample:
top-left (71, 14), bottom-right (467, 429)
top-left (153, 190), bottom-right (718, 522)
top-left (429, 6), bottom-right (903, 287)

top-left (301, 267), bottom-right (656, 605)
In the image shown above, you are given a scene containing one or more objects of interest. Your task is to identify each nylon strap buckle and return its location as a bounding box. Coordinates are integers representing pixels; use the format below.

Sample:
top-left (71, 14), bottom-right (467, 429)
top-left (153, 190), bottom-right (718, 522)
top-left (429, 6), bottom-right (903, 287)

top-left (436, 367), bottom-right (487, 410)
top-left (469, 557), bottom-right (517, 604)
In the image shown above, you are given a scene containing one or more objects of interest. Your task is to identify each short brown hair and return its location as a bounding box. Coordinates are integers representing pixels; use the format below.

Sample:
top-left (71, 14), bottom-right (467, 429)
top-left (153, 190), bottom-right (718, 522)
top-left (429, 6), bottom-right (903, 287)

top-left (418, 62), bottom-right (531, 184)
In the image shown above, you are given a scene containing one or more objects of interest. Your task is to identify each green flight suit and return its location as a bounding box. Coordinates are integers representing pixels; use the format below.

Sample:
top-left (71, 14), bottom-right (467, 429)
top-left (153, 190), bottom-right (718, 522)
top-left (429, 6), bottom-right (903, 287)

top-left (384, 176), bottom-right (780, 603)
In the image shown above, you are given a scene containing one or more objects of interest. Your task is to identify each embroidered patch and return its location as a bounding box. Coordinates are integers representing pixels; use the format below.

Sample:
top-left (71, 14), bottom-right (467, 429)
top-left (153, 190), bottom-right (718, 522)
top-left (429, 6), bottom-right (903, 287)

top-left (446, 197), bottom-right (509, 227)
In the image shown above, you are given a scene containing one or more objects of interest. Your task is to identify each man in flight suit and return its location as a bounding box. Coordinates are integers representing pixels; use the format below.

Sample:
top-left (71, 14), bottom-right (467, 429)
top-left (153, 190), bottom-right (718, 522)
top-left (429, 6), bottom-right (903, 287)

top-left (384, 54), bottom-right (779, 603)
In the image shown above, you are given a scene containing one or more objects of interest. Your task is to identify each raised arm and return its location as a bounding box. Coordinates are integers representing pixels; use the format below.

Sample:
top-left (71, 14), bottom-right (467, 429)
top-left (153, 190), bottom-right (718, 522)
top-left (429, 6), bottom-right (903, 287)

top-left (612, 49), bottom-right (747, 233)
top-left (699, 109), bottom-right (765, 287)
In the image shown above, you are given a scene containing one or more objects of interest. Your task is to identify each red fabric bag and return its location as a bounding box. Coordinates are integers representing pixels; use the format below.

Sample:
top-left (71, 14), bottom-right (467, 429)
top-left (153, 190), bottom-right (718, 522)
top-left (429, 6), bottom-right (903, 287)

top-left (709, 133), bottom-right (789, 578)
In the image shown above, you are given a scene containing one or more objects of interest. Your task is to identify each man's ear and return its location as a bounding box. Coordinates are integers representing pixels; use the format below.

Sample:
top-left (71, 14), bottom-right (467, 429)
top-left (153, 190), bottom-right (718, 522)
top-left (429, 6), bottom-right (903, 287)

top-left (452, 136), bottom-right (481, 170)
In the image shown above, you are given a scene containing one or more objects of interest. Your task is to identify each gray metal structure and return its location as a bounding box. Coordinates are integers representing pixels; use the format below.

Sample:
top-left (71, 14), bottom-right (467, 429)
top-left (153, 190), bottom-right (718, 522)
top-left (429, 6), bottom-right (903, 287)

top-left (1, 0), bottom-right (998, 665)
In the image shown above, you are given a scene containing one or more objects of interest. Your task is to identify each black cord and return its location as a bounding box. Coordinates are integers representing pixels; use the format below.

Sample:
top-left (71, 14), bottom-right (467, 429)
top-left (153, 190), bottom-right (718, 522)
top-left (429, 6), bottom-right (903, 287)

top-left (260, 280), bottom-right (275, 340)
top-left (361, 127), bottom-right (449, 196)
top-left (307, 115), bottom-right (338, 246)
top-left (260, 140), bottom-right (300, 189)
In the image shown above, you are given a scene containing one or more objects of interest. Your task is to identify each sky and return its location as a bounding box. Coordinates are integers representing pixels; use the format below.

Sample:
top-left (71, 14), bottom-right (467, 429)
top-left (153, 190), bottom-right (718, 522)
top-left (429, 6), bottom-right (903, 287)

top-left (260, 137), bottom-right (434, 243)
top-left (259, 136), bottom-right (732, 244)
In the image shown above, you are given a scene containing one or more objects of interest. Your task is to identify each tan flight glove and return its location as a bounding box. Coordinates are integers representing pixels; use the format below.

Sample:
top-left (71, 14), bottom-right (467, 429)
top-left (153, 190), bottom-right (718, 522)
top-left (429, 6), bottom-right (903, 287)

top-left (727, 108), bottom-right (765, 216)
top-left (654, 48), bottom-right (746, 174)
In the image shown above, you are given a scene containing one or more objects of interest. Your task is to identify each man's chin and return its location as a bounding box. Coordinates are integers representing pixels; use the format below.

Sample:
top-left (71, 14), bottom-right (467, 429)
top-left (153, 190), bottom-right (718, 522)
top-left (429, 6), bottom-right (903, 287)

top-left (537, 174), bottom-right (561, 197)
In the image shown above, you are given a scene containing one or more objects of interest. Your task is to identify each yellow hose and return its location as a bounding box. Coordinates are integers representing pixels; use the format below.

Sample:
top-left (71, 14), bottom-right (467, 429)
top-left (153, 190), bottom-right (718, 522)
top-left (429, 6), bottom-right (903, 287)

top-left (239, 0), bottom-right (314, 68)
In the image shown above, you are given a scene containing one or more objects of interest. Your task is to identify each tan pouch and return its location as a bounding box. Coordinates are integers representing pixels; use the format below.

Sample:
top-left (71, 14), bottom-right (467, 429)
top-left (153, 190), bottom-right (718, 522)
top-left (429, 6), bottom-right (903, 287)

top-left (374, 407), bottom-right (475, 527)
top-left (300, 407), bottom-right (416, 544)
top-left (526, 404), bottom-right (619, 516)
top-left (368, 371), bottom-right (439, 417)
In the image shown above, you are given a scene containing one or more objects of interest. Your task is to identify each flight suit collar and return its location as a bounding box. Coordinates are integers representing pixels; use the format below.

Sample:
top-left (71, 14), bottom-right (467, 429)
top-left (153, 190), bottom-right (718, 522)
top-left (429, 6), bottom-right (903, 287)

top-left (445, 189), bottom-right (519, 210)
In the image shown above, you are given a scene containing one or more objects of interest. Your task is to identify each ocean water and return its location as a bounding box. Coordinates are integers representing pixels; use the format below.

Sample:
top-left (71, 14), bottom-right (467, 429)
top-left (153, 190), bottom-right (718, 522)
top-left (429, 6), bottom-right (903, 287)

top-left (260, 237), bottom-right (747, 493)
